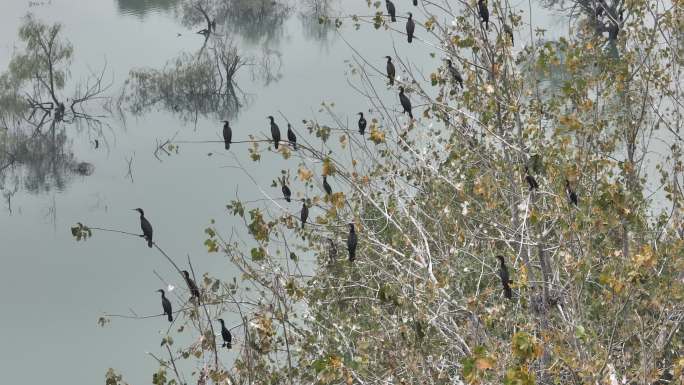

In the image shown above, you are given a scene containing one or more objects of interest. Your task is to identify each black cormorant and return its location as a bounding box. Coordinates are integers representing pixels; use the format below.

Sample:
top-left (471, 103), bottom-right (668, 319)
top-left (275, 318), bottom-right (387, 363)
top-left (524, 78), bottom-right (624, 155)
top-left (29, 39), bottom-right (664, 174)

top-left (268, 116), bottom-right (281, 149)
top-left (300, 199), bottom-right (309, 229)
top-left (133, 208), bottom-right (153, 248)
top-left (157, 289), bottom-right (173, 322)
top-left (386, 0), bottom-right (397, 22)
top-left (445, 59), bottom-right (464, 88)
top-left (358, 112), bottom-right (367, 135)
top-left (399, 87), bottom-right (413, 119)
top-left (495, 255), bottom-right (513, 299)
top-left (565, 179), bottom-right (578, 206)
top-left (287, 123), bottom-right (297, 150)
top-left (524, 166), bottom-right (539, 190)
top-left (347, 223), bottom-right (358, 262)
top-left (323, 176), bottom-right (332, 196)
top-left (478, 0), bottom-right (489, 30)
top-left (406, 13), bottom-right (415, 43)
top-left (413, 0), bottom-right (418, 5)
top-left (217, 319), bottom-right (232, 348)
top-left (182, 270), bottom-right (201, 302)
top-left (222, 121), bottom-right (232, 150)
top-left (282, 181), bottom-right (292, 202)
top-left (385, 56), bottom-right (396, 86)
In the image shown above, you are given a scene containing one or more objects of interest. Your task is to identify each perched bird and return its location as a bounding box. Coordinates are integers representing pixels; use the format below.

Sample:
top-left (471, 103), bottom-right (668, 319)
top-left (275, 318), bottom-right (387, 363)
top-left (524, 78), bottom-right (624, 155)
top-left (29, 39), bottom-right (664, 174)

top-left (268, 116), bottom-right (281, 149)
top-left (217, 319), bottom-right (232, 348)
top-left (413, 0), bottom-right (418, 5)
top-left (182, 270), bottom-right (201, 302)
top-left (281, 180), bottom-right (292, 202)
top-left (524, 166), bottom-right (539, 191)
top-left (386, 0), bottom-right (396, 22)
top-left (445, 59), bottom-right (464, 88)
top-left (157, 289), bottom-right (173, 322)
top-left (358, 112), bottom-right (367, 135)
top-left (327, 238), bottom-right (338, 264)
top-left (565, 179), bottom-right (578, 206)
top-left (347, 223), bottom-right (358, 262)
top-left (323, 175), bottom-right (332, 196)
top-left (300, 199), bottom-right (309, 229)
top-left (287, 123), bottom-right (297, 150)
top-left (406, 12), bottom-right (415, 43)
top-left (503, 23), bottom-right (514, 45)
top-left (478, 0), bottom-right (489, 30)
top-left (495, 255), bottom-right (513, 299)
top-left (222, 121), bottom-right (232, 150)
top-left (133, 208), bottom-right (153, 248)
top-left (385, 56), bottom-right (396, 86)
top-left (399, 87), bottom-right (413, 119)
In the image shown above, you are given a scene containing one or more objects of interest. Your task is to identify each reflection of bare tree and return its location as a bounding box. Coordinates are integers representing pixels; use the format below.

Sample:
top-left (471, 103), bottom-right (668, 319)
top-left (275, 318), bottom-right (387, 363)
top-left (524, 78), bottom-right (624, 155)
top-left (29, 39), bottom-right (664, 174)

top-left (299, 0), bottom-right (338, 46)
top-left (125, 36), bottom-right (248, 123)
top-left (115, 0), bottom-right (181, 18)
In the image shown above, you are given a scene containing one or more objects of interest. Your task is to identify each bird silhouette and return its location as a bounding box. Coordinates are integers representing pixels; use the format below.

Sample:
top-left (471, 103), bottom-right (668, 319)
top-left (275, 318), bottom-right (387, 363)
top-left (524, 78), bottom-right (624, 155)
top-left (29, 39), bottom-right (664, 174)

top-left (347, 223), bottom-right (358, 262)
top-left (268, 116), bottom-right (281, 149)
top-left (495, 255), bottom-right (513, 299)
top-left (524, 166), bottom-right (539, 190)
top-left (406, 12), bottom-right (415, 43)
top-left (182, 270), bottom-right (201, 303)
top-left (281, 180), bottom-right (292, 202)
top-left (217, 319), bottom-right (232, 349)
top-left (413, 0), bottom-right (418, 5)
top-left (300, 199), bottom-right (309, 229)
top-left (399, 87), bottom-right (413, 119)
top-left (385, 56), bottom-right (396, 86)
top-left (358, 112), bottom-right (367, 135)
top-left (133, 208), bottom-right (153, 248)
top-left (323, 176), bottom-right (332, 196)
top-left (445, 59), bottom-right (464, 88)
top-left (478, 0), bottom-right (489, 30)
top-left (287, 123), bottom-right (297, 150)
top-left (222, 121), bottom-right (232, 150)
top-left (157, 289), bottom-right (173, 322)
top-left (386, 0), bottom-right (397, 22)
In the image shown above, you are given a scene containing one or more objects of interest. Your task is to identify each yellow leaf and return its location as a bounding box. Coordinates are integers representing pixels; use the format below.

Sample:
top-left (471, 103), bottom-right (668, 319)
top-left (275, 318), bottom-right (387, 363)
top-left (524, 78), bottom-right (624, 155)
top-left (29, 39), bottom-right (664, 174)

top-left (298, 167), bottom-right (313, 182)
top-left (475, 357), bottom-right (494, 370)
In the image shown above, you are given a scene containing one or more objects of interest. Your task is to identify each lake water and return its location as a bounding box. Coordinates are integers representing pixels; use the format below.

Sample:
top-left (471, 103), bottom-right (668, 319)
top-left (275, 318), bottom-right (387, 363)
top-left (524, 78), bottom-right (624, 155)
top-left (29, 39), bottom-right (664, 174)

top-left (0, 0), bottom-right (564, 383)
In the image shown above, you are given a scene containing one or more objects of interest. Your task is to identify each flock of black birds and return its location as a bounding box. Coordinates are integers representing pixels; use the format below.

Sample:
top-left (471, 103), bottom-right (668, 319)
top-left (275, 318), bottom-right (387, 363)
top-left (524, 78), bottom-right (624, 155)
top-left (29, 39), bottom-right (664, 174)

top-left (138, 0), bottom-right (588, 342)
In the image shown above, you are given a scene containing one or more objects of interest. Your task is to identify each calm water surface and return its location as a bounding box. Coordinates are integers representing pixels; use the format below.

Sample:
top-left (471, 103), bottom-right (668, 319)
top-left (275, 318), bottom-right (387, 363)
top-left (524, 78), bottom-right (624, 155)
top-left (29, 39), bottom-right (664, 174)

top-left (0, 1), bottom-right (562, 383)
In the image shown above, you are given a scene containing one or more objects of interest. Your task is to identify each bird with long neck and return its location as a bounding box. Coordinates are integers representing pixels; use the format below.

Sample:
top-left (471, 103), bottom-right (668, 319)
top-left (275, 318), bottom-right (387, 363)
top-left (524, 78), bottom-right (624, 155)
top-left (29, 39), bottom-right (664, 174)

top-left (323, 175), bottom-right (332, 196)
top-left (386, 0), bottom-right (396, 22)
top-left (268, 116), bottom-right (281, 149)
top-left (445, 59), bottom-right (464, 89)
top-left (222, 121), bottom-right (232, 150)
top-left (133, 208), bottom-right (153, 248)
top-left (287, 123), bottom-right (297, 150)
top-left (406, 12), bottom-right (415, 43)
top-left (347, 223), bottom-right (358, 262)
top-left (399, 87), bottom-right (413, 119)
top-left (357, 112), bottom-right (367, 135)
top-left (281, 179), bottom-right (292, 202)
top-left (217, 319), bottom-right (232, 348)
top-left (157, 289), bottom-right (173, 322)
top-left (478, 0), bottom-right (489, 30)
top-left (385, 56), bottom-right (396, 85)
top-left (300, 199), bottom-right (309, 229)
top-left (495, 255), bottom-right (513, 299)
top-left (182, 270), bottom-right (201, 303)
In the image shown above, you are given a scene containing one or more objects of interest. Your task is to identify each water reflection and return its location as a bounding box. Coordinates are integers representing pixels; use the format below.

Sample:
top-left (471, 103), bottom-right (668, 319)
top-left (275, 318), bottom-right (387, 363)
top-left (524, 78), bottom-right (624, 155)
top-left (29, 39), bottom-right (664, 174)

top-left (124, 35), bottom-right (248, 123)
top-left (116, 0), bottom-right (180, 18)
top-left (299, 0), bottom-right (338, 46)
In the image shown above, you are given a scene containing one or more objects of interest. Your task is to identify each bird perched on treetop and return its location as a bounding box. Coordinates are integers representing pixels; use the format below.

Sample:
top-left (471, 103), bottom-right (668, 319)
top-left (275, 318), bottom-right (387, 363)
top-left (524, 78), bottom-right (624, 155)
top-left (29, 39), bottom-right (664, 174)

top-left (323, 175), bottom-right (332, 196)
top-left (268, 116), bottom-right (281, 149)
top-left (406, 12), bottom-right (415, 43)
top-left (478, 0), bottom-right (489, 30)
top-left (287, 123), bottom-right (297, 150)
top-left (358, 112), bottom-right (367, 135)
top-left (222, 121), bottom-right (232, 150)
top-left (133, 208), bottom-right (153, 248)
top-left (157, 289), bottom-right (173, 322)
top-left (182, 270), bottom-right (201, 303)
top-left (347, 223), bottom-right (358, 262)
top-left (217, 319), bottom-right (232, 349)
top-left (300, 199), bottom-right (309, 229)
top-left (524, 166), bottom-right (539, 190)
top-left (399, 87), bottom-right (413, 119)
top-left (495, 255), bottom-right (513, 299)
top-left (281, 179), bottom-right (292, 202)
top-left (445, 59), bottom-right (464, 88)
top-left (385, 56), bottom-right (396, 86)
top-left (386, 0), bottom-right (396, 22)
top-left (565, 179), bottom-right (578, 206)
